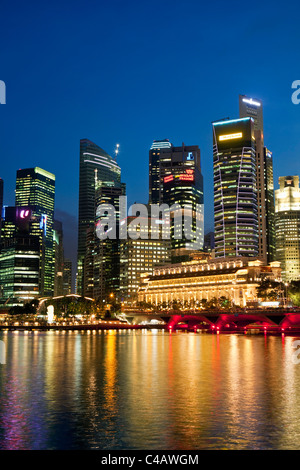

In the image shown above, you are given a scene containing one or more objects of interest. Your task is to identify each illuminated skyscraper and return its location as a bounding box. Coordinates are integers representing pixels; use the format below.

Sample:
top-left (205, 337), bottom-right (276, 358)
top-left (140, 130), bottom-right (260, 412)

top-left (0, 178), bottom-right (3, 244)
top-left (149, 140), bottom-right (204, 261)
top-left (275, 176), bottom-right (300, 282)
top-left (120, 214), bottom-right (171, 303)
top-left (15, 167), bottom-right (55, 296)
top-left (77, 139), bottom-right (121, 294)
top-left (212, 117), bottom-right (258, 258)
top-left (0, 206), bottom-right (42, 305)
top-left (239, 95), bottom-right (275, 263)
top-left (53, 219), bottom-right (64, 296)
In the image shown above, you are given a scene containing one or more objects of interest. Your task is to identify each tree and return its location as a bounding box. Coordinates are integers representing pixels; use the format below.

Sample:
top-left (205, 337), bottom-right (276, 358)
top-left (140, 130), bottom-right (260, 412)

top-left (288, 281), bottom-right (300, 307)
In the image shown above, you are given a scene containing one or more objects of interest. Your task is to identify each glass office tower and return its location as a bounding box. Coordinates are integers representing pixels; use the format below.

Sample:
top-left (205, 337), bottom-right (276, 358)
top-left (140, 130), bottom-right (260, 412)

top-left (212, 117), bottom-right (258, 258)
top-left (0, 206), bottom-right (42, 305)
top-left (239, 94), bottom-right (275, 263)
top-left (15, 167), bottom-right (55, 296)
top-left (77, 139), bottom-right (121, 294)
top-left (149, 140), bottom-right (204, 261)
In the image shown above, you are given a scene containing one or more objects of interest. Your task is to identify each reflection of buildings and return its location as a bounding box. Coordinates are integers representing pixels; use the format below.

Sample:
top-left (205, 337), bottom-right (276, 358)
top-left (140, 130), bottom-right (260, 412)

top-left (138, 256), bottom-right (281, 307)
top-left (15, 167), bottom-right (55, 296)
top-left (120, 215), bottom-right (171, 303)
top-left (0, 206), bottom-right (43, 305)
top-left (275, 176), bottom-right (300, 282)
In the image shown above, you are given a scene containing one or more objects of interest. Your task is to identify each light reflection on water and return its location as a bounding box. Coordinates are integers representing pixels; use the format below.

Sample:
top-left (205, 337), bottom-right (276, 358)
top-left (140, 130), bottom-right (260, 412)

top-left (1, 330), bottom-right (300, 450)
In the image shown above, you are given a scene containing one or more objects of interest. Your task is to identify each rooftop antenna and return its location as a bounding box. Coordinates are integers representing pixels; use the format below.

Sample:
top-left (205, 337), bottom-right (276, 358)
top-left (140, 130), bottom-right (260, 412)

top-left (114, 143), bottom-right (120, 160)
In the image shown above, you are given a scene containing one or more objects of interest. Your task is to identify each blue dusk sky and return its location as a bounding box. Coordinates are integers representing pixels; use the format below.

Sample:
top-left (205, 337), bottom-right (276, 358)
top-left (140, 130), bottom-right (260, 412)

top-left (1, 0), bottom-right (300, 268)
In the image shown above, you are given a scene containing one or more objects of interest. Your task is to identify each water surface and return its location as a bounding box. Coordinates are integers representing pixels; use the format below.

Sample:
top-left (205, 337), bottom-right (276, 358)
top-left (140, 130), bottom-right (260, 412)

top-left (0, 330), bottom-right (300, 450)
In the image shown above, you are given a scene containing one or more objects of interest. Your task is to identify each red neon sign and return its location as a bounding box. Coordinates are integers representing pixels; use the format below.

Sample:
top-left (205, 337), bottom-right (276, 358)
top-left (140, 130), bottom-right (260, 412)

top-left (164, 175), bottom-right (174, 183)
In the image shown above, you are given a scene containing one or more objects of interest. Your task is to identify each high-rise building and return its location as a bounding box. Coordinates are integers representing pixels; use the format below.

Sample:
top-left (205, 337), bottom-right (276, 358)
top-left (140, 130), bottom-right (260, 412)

top-left (77, 139), bottom-right (121, 294)
top-left (239, 95), bottom-right (275, 263)
top-left (15, 167), bottom-right (55, 296)
top-left (120, 215), bottom-right (171, 303)
top-left (0, 206), bottom-right (42, 305)
top-left (149, 140), bottom-right (204, 260)
top-left (275, 176), bottom-right (300, 282)
top-left (63, 258), bottom-right (72, 295)
top-left (0, 178), bottom-right (3, 245)
top-left (92, 180), bottom-right (126, 301)
top-left (212, 117), bottom-right (258, 258)
top-left (53, 219), bottom-right (64, 296)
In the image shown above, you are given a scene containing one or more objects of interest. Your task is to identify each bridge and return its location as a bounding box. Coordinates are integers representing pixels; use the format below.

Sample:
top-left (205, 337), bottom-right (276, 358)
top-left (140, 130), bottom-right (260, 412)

top-left (125, 308), bottom-right (300, 334)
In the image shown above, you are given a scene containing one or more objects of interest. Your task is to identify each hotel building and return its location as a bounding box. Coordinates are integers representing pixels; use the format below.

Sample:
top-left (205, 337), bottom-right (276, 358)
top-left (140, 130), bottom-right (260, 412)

top-left (138, 256), bottom-right (281, 308)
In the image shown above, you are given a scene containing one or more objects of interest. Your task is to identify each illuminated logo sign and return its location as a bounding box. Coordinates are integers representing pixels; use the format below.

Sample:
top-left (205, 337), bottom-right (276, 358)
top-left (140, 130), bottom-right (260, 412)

top-left (40, 214), bottom-right (48, 235)
top-left (164, 175), bottom-right (174, 183)
top-left (164, 169), bottom-right (194, 183)
top-left (20, 209), bottom-right (30, 219)
top-left (187, 152), bottom-right (194, 161)
top-left (178, 169), bottom-right (194, 181)
top-left (242, 98), bottom-right (261, 107)
top-left (219, 132), bottom-right (243, 141)
top-left (0, 80), bottom-right (6, 105)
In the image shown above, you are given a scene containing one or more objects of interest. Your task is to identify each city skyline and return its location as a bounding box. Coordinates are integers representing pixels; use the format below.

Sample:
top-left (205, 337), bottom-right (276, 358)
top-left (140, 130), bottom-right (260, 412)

top-left (1, 1), bottom-right (300, 268)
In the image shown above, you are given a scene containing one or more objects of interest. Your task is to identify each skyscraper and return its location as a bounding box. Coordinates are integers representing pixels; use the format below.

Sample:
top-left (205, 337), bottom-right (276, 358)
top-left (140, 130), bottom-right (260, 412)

top-left (77, 139), bottom-right (121, 294)
top-left (15, 167), bottom-right (55, 296)
top-left (0, 206), bottom-right (42, 305)
top-left (0, 178), bottom-right (3, 245)
top-left (212, 117), bottom-right (258, 258)
top-left (275, 176), bottom-right (300, 282)
top-left (149, 140), bottom-right (204, 260)
top-left (93, 180), bottom-right (126, 301)
top-left (53, 219), bottom-right (64, 296)
top-left (239, 95), bottom-right (275, 263)
top-left (63, 259), bottom-right (72, 295)
top-left (120, 214), bottom-right (171, 303)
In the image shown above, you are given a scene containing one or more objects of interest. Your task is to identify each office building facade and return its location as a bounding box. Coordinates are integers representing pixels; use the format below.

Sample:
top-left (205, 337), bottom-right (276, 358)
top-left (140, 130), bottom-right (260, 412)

top-left (77, 139), bottom-right (121, 294)
top-left (120, 215), bottom-right (171, 303)
top-left (212, 117), bottom-right (258, 258)
top-left (149, 140), bottom-right (204, 260)
top-left (275, 176), bottom-right (300, 282)
top-left (239, 95), bottom-right (275, 263)
top-left (0, 206), bottom-right (43, 305)
top-left (15, 167), bottom-right (55, 296)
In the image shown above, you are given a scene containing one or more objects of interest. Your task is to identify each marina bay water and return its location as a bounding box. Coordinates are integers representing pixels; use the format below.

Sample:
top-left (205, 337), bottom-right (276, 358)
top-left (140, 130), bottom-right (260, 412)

top-left (1, 329), bottom-right (300, 450)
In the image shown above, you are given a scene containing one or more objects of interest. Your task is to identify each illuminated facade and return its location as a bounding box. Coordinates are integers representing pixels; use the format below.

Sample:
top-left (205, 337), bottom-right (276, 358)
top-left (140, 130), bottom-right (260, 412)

top-left (53, 219), bottom-right (64, 296)
top-left (239, 95), bottom-right (275, 263)
top-left (120, 215), bottom-right (171, 303)
top-left (84, 180), bottom-right (126, 301)
top-left (15, 167), bottom-right (55, 296)
top-left (77, 139), bottom-right (122, 294)
top-left (0, 206), bottom-right (42, 305)
top-left (213, 117), bottom-right (258, 258)
top-left (138, 257), bottom-right (281, 307)
top-left (149, 140), bottom-right (204, 259)
top-left (275, 176), bottom-right (300, 282)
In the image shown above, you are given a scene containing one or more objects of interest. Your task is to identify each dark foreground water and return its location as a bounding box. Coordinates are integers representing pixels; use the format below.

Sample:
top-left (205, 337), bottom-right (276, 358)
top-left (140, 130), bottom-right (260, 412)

top-left (1, 329), bottom-right (300, 450)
